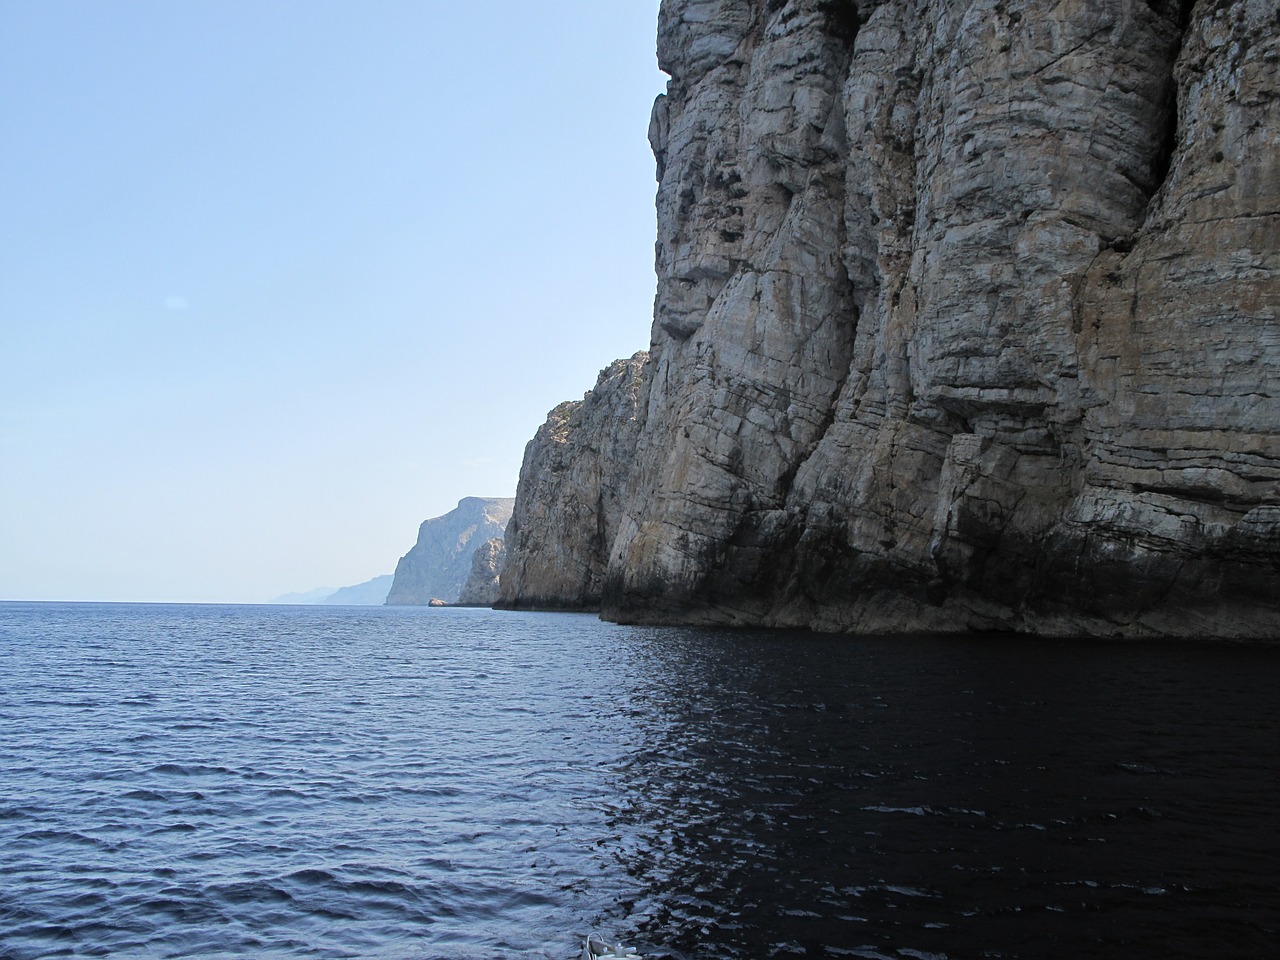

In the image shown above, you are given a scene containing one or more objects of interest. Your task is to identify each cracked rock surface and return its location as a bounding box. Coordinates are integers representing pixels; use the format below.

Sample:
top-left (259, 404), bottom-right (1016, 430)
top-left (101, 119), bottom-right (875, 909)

top-left (503, 0), bottom-right (1279, 638)
top-left (457, 537), bottom-right (507, 606)
top-left (497, 355), bottom-right (649, 610)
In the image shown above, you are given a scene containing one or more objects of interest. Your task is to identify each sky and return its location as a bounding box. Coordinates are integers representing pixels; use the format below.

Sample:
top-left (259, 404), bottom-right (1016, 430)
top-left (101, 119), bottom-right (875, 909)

top-left (0, 0), bottom-right (666, 603)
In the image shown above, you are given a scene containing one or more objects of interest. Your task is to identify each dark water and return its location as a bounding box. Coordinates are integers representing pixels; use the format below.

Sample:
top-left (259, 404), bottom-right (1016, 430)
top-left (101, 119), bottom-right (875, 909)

top-left (1, 603), bottom-right (1277, 959)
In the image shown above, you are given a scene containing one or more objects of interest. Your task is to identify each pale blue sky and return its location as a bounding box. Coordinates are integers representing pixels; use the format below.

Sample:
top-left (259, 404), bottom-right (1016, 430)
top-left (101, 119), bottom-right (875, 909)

top-left (1, 0), bottom-right (665, 602)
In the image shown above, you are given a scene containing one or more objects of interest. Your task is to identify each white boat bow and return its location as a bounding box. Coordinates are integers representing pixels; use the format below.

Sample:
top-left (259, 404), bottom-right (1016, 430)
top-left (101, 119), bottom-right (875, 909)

top-left (582, 934), bottom-right (642, 959)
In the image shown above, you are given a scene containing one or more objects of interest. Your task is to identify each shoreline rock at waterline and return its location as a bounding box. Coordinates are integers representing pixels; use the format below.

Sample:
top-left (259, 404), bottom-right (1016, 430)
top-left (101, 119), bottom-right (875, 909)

top-left (499, 0), bottom-right (1279, 640)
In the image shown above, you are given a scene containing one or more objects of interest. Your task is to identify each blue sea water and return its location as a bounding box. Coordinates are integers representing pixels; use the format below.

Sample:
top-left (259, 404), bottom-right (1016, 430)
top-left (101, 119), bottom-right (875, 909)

top-left (0, 602), bottom-right (1277, 960)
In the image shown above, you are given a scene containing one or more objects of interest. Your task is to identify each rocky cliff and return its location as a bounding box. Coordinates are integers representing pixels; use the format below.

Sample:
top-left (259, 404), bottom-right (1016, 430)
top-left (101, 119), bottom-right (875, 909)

top-left (498, 354), bottom-right (649, 609)
top-left (385, 497), bottom-right (514, 605)
top-left (457, 537), bottom-right (507, 606)
top-left (503, 0), bottom-right (1279, 638)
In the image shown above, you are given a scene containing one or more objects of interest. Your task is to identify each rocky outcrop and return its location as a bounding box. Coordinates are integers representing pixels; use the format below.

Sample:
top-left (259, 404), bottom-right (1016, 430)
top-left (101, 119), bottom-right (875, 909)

top-left (497, 354), bottom-right (648, 609)
top-left (504, 0), bottom-right (1279, 639)
top-left (456, 538), bottom-right (506, 605)
top-left (385, 497), bottom-right (514, 605)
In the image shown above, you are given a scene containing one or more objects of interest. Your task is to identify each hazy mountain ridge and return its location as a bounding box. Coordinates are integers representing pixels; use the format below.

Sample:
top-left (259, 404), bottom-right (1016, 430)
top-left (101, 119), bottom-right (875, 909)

top-left (321, 575), bottom-right (394, 606)
top-left (269, 586), bottom-right (338, 605)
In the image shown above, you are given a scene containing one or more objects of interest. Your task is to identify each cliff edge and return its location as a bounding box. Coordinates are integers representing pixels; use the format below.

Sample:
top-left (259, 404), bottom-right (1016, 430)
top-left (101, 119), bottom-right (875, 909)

top-left (498, 354), bottom-right (649, 610)
top-left (457, 538), bottom-right (507, 606)
top-left (386, 497), bottom-right (514, 605)
top-left (504, 0), bottom-right (1279, 638)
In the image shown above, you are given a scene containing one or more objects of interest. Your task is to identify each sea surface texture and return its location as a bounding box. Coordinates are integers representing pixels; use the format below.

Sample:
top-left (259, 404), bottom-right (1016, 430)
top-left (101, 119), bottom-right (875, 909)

top-left (1, 603), bottom-right (1277, 959)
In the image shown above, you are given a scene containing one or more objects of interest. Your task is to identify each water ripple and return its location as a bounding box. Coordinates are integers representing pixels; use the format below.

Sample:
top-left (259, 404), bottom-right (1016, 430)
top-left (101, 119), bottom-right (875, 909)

top-left (1, 603), bottom-right (1278, 958)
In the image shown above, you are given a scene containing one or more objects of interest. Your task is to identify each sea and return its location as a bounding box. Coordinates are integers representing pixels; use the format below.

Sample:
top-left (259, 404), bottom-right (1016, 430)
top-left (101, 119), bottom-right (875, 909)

top-left (1, 602), bottom-right (1277, 960)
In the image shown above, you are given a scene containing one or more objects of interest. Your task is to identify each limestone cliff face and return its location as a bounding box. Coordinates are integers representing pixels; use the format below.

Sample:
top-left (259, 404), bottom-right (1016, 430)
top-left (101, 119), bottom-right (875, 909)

top-left (457, 538), bottom-right (506, 606)
top-left (386, 497), bottom-right (514, 605)
top-left (497, 354), bottom-right (648, 609)
top-left (506, 0), bottom-right (1279, 638)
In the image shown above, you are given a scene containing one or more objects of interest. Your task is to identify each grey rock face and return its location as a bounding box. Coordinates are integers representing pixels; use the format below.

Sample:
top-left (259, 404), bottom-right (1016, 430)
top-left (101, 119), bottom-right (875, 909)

top-left (497, 354), bottom-right (649, 610)
top-left (456, 538), bottom-right (506, 606)
top-left (505, 0), bottom-right (1279, 638)
top-left (385, 497), bottom-right (514, 605)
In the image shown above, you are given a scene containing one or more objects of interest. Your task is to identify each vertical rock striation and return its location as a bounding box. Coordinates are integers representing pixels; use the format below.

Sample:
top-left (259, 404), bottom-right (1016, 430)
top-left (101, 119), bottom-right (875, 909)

top-left (456, 538), bottom-right (507, 606)
top-left (497, 354), bottom-right (649, 610)
top-left (504, 0), bottom-right (1279, 638)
